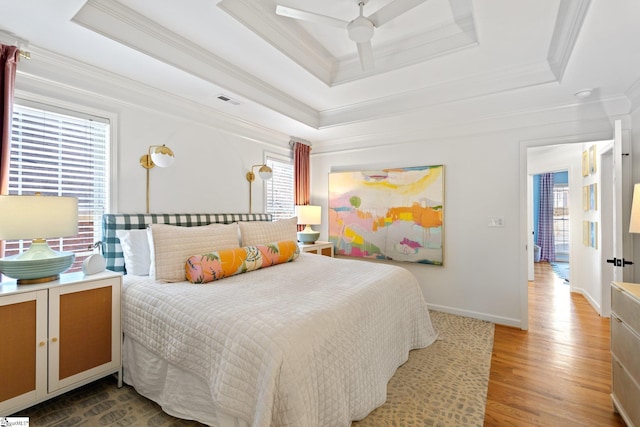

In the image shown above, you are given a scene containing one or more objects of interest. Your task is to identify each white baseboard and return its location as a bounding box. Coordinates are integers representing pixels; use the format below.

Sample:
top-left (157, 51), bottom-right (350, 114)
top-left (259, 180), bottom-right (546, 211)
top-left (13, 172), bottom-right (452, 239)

top-left (427, 303), bottom-right (523, 329)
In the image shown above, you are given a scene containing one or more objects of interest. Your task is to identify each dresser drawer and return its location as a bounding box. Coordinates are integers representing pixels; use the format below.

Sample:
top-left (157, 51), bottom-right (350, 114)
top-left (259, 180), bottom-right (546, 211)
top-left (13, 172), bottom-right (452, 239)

top-left (612, 357), bottom-right (640, 427)
top-left (611, 314), bottom-right (640, 385)
top-left (612, 284), bottom-right (640, 334)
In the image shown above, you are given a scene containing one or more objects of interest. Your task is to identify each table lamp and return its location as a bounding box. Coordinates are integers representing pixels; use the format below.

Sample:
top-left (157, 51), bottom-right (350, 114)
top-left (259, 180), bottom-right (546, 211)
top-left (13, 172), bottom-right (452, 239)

top-left (295, 205), bottom-right (321, 244)
top-left (0, 194), bottom-right (78, 284)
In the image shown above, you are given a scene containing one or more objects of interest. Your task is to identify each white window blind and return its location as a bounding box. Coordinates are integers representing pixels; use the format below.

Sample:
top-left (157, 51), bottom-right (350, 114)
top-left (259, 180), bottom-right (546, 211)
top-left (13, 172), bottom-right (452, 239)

top-left (5, 103), bottom-right (110, 272)
top-left (265, 154), bottom-right (295, 221)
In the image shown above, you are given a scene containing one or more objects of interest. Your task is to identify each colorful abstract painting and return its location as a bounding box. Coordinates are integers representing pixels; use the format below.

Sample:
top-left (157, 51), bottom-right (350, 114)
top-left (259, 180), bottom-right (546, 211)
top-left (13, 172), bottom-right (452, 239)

top-left (328, 165), bottom-right (444, 265)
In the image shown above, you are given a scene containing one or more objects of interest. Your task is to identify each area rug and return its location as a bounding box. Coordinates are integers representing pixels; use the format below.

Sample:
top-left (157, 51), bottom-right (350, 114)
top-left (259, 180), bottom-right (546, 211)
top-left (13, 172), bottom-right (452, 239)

top-left (15, 311), bottom-right (494, 427)
top-left (550, 261), bottom-right (570, 282)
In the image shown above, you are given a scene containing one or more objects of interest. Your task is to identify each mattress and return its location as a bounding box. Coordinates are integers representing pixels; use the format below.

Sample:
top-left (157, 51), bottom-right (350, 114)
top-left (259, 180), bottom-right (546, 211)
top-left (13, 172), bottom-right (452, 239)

top-left (122, 253), bottom-right (437, 426)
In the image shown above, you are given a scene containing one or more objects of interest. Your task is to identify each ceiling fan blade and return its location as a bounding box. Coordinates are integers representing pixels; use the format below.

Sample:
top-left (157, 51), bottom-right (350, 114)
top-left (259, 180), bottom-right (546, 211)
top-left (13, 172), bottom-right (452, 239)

top-left (367, 0), bottom-right (427, 27)
top-left (357, 41), bottom-right (374, 71)
top-left (275, 5), bottom-right (349, 29)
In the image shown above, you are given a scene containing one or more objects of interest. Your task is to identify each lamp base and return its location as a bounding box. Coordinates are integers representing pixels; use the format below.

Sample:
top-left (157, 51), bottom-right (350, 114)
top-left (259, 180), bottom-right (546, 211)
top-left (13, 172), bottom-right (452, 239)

top-left (297, 230), bottom-right (320, 244)
top-left (18, 275), bottom-right (60, 285)
top-left (0, 242), bottom-right (75, 284)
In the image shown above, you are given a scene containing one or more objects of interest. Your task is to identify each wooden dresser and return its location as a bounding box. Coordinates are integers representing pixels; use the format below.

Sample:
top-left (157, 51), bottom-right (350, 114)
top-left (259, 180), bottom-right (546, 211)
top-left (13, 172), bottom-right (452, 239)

top-left (611, 281), bottom-right (640, 427)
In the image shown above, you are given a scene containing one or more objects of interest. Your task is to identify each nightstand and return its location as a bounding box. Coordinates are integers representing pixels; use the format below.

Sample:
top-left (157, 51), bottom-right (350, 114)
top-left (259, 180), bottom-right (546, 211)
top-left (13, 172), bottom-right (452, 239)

top-left (0, 270), bottom-right (122, 415)
top-left (611, 281), bottom-right (640, 427)
top-left (299, 241), bottom-right (334, 257)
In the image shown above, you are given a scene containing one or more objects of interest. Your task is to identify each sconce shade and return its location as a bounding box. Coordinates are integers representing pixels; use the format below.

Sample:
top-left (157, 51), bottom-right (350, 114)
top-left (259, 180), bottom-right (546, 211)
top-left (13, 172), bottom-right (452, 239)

top-left (295, 205), bottom-right (321, 226)
top-left (150, 145), bottom-right (175, 168)
top-left (258, 165), bottom-right (273, 180)
top-left (0, 195), bottom-right (78, 240)
top-left (630, 183), bottom-right (640, 233)
top-left (141, 145), bottom-right (175, 213)
top-left (246, 164), bottom-right (273, 214)
top-left (0, 194), bottom-right (78, 284)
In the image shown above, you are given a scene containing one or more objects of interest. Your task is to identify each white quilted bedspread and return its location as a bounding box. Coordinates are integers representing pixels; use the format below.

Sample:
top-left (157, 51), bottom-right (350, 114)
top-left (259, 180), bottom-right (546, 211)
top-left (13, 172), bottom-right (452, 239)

top-left (122, 253), bottom-right (437, 427)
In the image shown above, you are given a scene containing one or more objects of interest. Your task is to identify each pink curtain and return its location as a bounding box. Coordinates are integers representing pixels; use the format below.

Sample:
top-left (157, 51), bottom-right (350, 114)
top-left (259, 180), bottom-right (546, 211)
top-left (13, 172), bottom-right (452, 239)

top-left (1, 44), bottom-right (18, 194)
top-left (0, 44), bottom-right (19, 261)
top-left (293, 141), bottom-right (311, 231)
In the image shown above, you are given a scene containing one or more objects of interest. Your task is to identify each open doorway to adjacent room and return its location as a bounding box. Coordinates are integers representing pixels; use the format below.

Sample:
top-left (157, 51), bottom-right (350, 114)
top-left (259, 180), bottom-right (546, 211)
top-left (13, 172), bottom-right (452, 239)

top-left (532, 171), bottom-right (570, 283)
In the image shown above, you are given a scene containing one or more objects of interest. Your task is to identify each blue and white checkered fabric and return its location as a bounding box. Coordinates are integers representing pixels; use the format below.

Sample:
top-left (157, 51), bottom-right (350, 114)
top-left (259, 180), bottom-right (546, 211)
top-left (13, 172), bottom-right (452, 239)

top-left (102, 213), bottom-right (272, 273)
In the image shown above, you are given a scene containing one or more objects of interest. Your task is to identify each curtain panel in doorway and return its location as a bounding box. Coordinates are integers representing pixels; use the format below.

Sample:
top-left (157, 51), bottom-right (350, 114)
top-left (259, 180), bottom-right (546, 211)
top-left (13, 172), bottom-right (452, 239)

top-left (536, 173), bottom-right (556, 262)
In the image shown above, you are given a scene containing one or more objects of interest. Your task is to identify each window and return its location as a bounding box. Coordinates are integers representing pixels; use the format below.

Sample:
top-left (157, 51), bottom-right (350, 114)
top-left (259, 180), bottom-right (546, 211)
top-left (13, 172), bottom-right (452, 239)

top-left (265, 153), bottom-right (294, 221)
top-left (553, 182), bottom-right (569, 261)
top-left (5, 101), bottom-right (110, 272)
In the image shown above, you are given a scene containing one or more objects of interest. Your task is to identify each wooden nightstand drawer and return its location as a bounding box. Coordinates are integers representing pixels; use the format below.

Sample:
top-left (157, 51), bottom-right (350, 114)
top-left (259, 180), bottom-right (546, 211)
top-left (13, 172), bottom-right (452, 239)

top-left (611, 314), bottom-right (640, 385)
top-left (612, 357), bottom-right (640, 427)
top-left (611, 281), bottom-right (640, 427)
top-left (612, 283), bottom-right (640, 334)
top-left (299, 241), bottom-right (334, 257)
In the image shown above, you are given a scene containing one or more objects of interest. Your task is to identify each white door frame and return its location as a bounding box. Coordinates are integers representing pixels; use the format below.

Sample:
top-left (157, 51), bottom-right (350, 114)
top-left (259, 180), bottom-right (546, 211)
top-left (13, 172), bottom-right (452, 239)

top-left (520, 129), bottom-right (615, 330)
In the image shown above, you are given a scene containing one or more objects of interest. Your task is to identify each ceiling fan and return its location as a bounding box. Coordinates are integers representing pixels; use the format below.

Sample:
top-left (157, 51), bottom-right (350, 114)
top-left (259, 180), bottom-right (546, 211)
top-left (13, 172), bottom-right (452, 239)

top-left (275, 0), bottom-right (427, 71)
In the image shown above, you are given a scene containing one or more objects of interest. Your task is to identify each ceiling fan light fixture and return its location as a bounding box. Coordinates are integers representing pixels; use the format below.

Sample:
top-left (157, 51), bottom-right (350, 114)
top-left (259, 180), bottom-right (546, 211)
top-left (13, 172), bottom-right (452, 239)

top-left (348, 17), bottom-right (374, 43)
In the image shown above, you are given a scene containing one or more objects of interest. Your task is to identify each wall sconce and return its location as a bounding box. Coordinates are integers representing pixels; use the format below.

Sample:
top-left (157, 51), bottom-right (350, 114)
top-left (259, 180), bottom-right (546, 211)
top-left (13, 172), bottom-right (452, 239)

top-left (295, 205), bottom-right (321, 243)
top-left (246, 164), bottom-right (273, 214)
top-left (0, 194), bottom-right (78, 284)
top-left (140, 144), bottom-right (175, 213)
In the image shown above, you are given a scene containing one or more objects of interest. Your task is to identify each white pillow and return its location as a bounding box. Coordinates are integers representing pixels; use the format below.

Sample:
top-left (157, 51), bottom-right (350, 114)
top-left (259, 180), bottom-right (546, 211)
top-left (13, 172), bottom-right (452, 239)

top-left (238, 217), bottom-right (298, 246)
top-left (116, 229), bottom-right (151, 276)
top-left (149, 223), bottom-right (240, 282)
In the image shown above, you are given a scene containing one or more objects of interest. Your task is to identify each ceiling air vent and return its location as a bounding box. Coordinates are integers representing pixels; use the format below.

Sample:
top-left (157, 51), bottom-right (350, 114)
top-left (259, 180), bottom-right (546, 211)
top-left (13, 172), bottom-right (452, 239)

top-left (216, 94), bottom-right (241, 105)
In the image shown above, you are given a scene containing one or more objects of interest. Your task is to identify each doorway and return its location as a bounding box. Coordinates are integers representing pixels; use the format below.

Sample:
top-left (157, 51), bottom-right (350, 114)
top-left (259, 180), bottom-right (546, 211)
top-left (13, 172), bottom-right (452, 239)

top-left (531, 171), bottom-right (570, 283)
top-left (520, 120), bottom-right (631, 330)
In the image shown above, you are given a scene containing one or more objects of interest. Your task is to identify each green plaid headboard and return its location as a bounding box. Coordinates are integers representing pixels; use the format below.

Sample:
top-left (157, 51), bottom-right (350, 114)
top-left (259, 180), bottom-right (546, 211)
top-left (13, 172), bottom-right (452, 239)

top-left (102, 213), bottom-right (272, 273)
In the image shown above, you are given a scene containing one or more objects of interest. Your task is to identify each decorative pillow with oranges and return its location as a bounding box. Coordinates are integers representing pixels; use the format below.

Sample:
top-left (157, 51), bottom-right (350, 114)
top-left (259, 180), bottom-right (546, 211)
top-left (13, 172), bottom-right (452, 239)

top-left (185, 240), bottom-right (299, 284)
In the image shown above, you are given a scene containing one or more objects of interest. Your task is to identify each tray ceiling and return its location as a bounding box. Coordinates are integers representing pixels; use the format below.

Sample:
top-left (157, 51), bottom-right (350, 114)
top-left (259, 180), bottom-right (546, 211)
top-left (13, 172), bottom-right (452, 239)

top-left (2, 0), bottom-right (640, 145)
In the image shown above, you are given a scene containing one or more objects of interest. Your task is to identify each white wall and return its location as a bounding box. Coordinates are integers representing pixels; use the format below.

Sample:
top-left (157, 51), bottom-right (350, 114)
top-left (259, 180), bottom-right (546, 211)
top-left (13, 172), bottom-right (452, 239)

top-left (312, 120), bottom-right (629, 327)
top-left (312, 132), bottom-right (518, 326)
top-left (115, 108), bottom-right (288, 213)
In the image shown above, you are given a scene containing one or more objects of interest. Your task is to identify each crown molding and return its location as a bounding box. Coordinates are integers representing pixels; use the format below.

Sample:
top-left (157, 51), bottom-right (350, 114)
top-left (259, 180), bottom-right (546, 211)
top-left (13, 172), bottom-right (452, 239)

top-left (17, 46), bottom-right (290, 149)
top-left (547, 0), bottom-right (591, 82)
top-left (312, 94), bottom-right (630, 155)
top-left (218, 0), bottom-right (335, 86)
top-left (70, 0), bottom-right (588, 132)
top-left (331, 14), bottom-right (478, 85)
top-left (625, 76), bottom-right (640, 113)
top-left (319, 61), bottom-right (557, 128)
top-left (73, 0), bottom-right (320, 128)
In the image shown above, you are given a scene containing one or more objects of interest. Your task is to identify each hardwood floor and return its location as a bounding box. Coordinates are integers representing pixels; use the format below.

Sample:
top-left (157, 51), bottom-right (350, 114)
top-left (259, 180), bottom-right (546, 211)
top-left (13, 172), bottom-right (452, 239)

top-left (484, 262), bottom-right (627, 426)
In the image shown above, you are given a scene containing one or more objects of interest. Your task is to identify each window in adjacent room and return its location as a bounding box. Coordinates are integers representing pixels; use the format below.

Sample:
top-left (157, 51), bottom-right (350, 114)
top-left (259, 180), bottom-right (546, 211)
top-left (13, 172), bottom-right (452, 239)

top-left (265, 153), bottom-right (294, 221)
top-left (5, 101), bottom-right (111, 272)
top-left (553, 179), bottom-right (569, 262)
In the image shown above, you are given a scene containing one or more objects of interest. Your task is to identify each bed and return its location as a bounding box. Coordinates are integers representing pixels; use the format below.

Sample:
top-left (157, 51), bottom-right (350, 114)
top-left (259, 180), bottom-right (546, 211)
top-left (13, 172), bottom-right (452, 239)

top-left (102, 213), bottom-right (437, 427)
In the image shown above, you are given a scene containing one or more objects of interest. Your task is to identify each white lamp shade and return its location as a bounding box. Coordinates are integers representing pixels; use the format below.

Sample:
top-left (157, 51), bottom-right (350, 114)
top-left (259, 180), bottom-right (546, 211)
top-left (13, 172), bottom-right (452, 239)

top-left (630, 183), bottom-right (640, 233)
top-left (295, 205), bottom-right (321, 225)
top-left (258, 165), bottom-right (273, 180)
top-left (0, 195), bottom-right (78, 240)
top-left (150, 145), bottom-right (175, 168)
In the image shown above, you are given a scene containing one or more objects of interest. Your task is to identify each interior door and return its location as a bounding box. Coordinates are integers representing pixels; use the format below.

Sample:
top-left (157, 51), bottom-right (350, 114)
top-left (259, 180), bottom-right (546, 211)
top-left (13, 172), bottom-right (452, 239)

top-left (611, 120), bottom-right (624, 283)
top-left (606, 119), bottom-right (632, 288)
